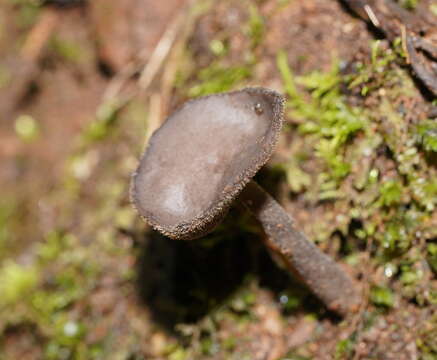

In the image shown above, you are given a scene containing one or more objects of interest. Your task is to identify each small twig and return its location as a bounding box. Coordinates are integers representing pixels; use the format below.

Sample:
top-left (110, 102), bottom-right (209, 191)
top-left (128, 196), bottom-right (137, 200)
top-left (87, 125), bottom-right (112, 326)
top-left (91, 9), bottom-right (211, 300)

top-left (364, 4), bottom-right (380, 27)
top-left (102, 3), bottom-right (193, 107)
top-left (406, 34), bottom-right (437, 95)
top-left (411, 36), bottom-right (437, 60)
top-left (145, 92), bottom-right (163, 144)
top-left (340, 0), bottom-right (437, 96)
top-left (0, 8), bottom-right (60, 119)
top-left (138, 10), bottom-right (186, 91)
top-left (21, 7), bottom-right (60, 61)
top-left (102, 62), bottom-right (139, 102)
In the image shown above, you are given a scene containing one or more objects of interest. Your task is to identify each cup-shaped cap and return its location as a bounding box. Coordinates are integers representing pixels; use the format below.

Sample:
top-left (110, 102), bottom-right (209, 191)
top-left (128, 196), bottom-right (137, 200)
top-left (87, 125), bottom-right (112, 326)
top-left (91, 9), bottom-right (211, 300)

top-left (131, 88), bottom-right (284, 239)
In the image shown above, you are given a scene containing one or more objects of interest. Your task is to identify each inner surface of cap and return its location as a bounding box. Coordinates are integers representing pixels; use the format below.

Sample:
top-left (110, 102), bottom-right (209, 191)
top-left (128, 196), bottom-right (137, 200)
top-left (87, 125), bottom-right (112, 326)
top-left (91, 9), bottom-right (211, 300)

top-left (132, 88), bottom-right (283, 236)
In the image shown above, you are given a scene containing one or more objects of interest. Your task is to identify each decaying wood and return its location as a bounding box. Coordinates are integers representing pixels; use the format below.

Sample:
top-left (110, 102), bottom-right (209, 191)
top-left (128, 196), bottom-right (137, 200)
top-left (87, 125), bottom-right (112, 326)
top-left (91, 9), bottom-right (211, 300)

top-left (341, 0), bottom-right (437, 96)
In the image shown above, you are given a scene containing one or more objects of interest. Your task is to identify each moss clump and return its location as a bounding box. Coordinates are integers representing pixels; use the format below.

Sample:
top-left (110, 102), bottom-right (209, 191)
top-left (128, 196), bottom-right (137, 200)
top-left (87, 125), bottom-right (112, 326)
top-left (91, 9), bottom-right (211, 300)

top-left (276, 43), bottom-right (436, 309)
top-left (245, 4), bottom-right (265, 49)
top-left (370, 285), bottom-right (395, 308)
top-left (49, 36), bottom-right (88, 64)
top-left (398, 0), bottom-right (419, 10)
top-left (416, 120), bottom-right (437, 153)
top-left (188, 64), bottom-right (252, 97)
top-left (0, 260), bottom-right (39, 307)
top-left (277, 50), bottom-right (367, 196)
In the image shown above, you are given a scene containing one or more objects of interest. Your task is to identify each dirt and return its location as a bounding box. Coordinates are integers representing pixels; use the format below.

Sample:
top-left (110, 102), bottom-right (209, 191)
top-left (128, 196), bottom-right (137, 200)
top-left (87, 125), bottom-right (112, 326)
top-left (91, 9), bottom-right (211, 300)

top-left (0, 0), bottom-right (436, 359)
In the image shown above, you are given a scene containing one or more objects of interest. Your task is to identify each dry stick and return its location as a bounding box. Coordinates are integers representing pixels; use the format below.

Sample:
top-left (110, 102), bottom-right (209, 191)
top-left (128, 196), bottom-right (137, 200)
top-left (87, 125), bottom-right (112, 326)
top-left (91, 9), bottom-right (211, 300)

top-left (341, 0), bottom-right (437, 96)
top-left (239, 180), bottom-right (361, 316)
top-left (101, 1), bottom-right (206, 150)
top-left (101, 3), bottom-right (191, 119)
top-left (102, 4), bottom-right (187, 101)
top-left (138, 9), bottom-right (187, 91)
top-left (0, 8), bottom-right (60, 122)
top-left (159, 16), bottom-right (195, 116)
top-left (21, 7), bottom-right (60, 61)
top-left (145, 92), bottom-right (163, 142)
top-left (406, 35), bottom-right (437, 95)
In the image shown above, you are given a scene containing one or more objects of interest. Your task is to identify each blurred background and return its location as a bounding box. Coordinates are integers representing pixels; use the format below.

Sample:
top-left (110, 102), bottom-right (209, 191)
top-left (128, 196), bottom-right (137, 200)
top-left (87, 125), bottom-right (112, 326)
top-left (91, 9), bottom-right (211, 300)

top-left (0, 0), bottom-right (436, 359)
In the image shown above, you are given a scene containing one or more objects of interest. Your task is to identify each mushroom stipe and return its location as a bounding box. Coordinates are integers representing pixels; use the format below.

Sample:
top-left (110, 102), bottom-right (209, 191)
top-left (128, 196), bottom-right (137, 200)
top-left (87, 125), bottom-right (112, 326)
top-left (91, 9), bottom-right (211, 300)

top-left (239, 180), bottom-right (361, 315)
top-left (131, 87), bottom-right (361, 315)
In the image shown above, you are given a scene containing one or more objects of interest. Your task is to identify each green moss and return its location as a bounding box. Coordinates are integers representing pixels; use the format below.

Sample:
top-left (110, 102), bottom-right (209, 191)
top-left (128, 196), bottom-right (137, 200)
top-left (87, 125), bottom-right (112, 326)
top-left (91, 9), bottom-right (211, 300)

top-left (229, 288), bottom-right (256, 314)
top-left (245, 4), bottom-right (265, 49)
top-left (81, 99), bottom-right (124, 144)
top-left (276, 39), bottom-right (435, 318)
top-left (335, 338), bottom-right (355, 359)
top-left (0, 65), bottom-right (11, 89)
top-left (370, 285), bottom-right (395, 308)
top-left (411, 178), bottom-right (437, 212)
top-left (277, 50), bottom-right (366, 193)
top-left (37, 231), bottom-right (68, 262)
top-left (380, 220), bottom-right (410, 252)
top-left (282, 159), bottom-right (311, 193)
top-left (417, 314), bottom-right (437, 359)
top-left (15, 114), bottom-right (40, 142)
top-left (377, 180), bottom-right (403, 207)
top-left (223, 336), bottom-right (237, 351)
top-left (10, 0), bottom-right (40, 28)
top-left (168, 348), bottom-right (188, 360)
top-left (276, 0), bottom-right (293, 7)
top-left (427, 244), bottom-right (437, 274)
top-left (347, 40), bottom-right (399, 96)
top-left (398, 0), bottom-right (419, 10)
top-left (0, 260), bottom-right (39, 308)
top-left (278, 289), bottom-right (304, 313)
top-left (49, 36), bottom-right (88, 64)
top-left (416, 120), bottom-right (437, 153)
top-left (2, 2), bottom-right (436, 358)
top-left (209, 39), bottom-right (228, 57)
top-left (0, 225), bottom-right (107, 357)
top-left (188, 63), bottom-right (252, 97)
top-left (43, 317), bottom-right (90, 359)
top-left (0, 199), bottom-right (17, 261)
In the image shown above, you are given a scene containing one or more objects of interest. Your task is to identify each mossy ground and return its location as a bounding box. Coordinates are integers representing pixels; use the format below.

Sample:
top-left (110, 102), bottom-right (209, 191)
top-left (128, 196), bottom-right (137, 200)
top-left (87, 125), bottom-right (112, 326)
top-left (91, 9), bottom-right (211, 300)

top-left (0, 0), bottom-right (436, 359)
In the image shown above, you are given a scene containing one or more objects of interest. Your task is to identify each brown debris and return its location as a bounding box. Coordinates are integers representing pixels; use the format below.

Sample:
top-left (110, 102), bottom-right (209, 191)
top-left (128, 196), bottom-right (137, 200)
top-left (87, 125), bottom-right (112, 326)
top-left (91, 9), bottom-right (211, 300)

top-left (341, 0), bottom-right (437, 95)
top-left (89, 0), bottom-right (189, 73)
top-left (0, 8), bottom-right (60, 121)
top-left (406, 34), bottom-right (437, 95)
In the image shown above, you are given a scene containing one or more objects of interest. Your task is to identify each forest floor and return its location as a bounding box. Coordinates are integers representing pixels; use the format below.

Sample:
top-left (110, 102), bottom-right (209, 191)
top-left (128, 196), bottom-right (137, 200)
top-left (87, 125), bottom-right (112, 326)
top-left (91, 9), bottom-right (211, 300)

top-left (0, 0), bottom-right (436, 359)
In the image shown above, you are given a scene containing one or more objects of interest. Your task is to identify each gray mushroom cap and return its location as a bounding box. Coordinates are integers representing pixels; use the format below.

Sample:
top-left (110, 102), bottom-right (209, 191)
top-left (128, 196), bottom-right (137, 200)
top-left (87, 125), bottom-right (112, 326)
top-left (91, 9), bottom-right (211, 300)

top-left (131, 87), bottom-right (284, 240)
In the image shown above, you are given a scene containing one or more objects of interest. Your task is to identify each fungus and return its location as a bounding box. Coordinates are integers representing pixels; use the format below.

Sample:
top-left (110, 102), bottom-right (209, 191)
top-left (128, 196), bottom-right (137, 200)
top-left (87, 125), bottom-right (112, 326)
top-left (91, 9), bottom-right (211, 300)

top-left (131, 88), bottom-right (361, 315)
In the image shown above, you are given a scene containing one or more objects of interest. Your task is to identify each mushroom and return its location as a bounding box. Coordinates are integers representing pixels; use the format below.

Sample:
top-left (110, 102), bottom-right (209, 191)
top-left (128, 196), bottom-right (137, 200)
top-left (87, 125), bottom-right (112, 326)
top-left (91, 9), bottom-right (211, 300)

top-left (131, 88), bottom-right (361, 315)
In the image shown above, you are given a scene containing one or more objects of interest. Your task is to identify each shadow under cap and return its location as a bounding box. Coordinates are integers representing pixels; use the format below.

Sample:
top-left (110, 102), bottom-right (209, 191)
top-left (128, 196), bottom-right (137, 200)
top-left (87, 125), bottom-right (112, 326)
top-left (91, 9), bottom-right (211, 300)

top-left (131, 88), bottom-right (284, 240)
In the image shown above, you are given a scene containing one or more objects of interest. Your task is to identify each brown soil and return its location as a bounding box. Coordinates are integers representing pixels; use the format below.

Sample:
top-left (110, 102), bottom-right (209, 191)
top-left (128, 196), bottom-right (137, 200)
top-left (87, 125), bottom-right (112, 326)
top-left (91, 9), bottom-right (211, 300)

top-left (0, 0), bottom-right (435, 359)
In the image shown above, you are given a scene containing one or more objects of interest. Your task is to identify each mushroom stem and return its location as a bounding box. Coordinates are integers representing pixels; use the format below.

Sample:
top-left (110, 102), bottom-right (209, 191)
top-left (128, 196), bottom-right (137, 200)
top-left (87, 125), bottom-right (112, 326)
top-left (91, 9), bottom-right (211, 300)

top-left (239, 180), bottom-right (361, 316)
